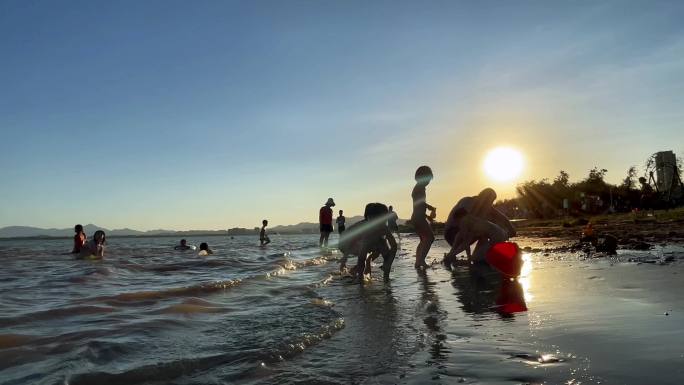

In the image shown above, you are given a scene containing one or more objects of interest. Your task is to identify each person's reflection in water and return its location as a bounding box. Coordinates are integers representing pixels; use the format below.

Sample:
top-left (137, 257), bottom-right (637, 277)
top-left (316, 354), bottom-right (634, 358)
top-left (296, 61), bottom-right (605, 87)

top-left (344, 282), bottom-right (404, 379)
top-left (417, 270), bottom-right (450, 364)
top-left (450, 262), bottom-right (527, 319)
top-left (495, 278), bottom-right (527, 317)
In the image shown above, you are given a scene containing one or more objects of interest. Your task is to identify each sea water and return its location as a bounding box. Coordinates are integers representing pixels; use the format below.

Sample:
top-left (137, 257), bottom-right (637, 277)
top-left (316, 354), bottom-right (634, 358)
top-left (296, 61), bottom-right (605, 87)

top-left (1, 235), bottom-right (683, 384)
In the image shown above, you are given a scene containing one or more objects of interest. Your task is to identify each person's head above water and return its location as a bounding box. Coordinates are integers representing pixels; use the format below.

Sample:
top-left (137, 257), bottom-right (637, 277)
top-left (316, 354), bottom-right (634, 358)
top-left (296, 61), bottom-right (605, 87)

top-left (262, 219), bottom-right (268, 226)
top-left (93, 230), bottom-right (106, 244)
top-left (325, 198), bottom-right (336, 207)
top-left (199, 242), bottom-right (209, 251)
top-left (414, 166), bottom-right (433, 185)
top-left (388, 205), bottom-right (394, 212)
top-left (74, 224), bottom-right (83, 233)
top-left (180, 239), bottom-right (187, 246)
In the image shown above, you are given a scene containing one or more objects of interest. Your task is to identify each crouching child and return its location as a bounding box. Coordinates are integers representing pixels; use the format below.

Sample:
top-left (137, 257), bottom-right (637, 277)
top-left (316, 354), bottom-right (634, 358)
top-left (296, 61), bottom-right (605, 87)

top-left (338, 202), bottom-right (397, 282)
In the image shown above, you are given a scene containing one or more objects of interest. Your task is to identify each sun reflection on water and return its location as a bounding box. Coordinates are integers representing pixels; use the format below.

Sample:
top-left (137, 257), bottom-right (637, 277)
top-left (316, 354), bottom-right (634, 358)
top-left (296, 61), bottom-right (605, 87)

top-left (519, 253), bottom-right (534, 302)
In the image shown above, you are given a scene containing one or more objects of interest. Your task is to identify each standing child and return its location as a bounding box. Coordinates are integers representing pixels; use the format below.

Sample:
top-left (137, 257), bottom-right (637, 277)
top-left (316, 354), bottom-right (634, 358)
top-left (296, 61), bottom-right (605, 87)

top-left (319, 198), bottom-right (335, 247)
top-left (336, 210), bottom-right (346, 234)
top-left (260, 219), bottom-right (271, 246)
top-left (412, 166), bottom-right (436, 269)
top-left (71, 224), bottom-right (87, 254)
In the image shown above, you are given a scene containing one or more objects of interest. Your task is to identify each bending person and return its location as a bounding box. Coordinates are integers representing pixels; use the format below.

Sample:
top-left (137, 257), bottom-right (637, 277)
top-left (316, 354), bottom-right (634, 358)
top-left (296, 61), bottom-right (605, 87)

top-left (338, 202), bottom-right (397, 282)
top-left (443, 188), bottom-right (515, 266)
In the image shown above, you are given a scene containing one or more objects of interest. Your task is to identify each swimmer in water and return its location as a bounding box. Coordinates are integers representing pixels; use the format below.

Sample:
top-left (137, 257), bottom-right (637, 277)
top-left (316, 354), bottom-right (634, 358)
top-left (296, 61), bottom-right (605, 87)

top-left (78, 230), bottom-right (105, 259)
top-left (260, 219), bottom-right (271, 246)
top-left (174, 239), bottom-right (193, 250)
top-left (198, 242), bottom-right (213, 256)
top-left (71, 224), bottom-right (87, 254)
top-left (339, 202), bottom-right (397, 282)
top-left (411, 166), bottom-right (436, 269)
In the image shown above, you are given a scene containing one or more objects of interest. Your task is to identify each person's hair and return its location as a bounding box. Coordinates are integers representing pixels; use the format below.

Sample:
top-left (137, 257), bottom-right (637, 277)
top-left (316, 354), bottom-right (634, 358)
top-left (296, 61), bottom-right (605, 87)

top-left (180, 239), bottom-right (187, 245)
top-left (200, 242), bottom-right (209, 251)
top-left (415, 166), bottom-right (433, 184)
top-left (364, 202), bottom-right (389, 220)
top-left (93, 230), bottom-right (106, 244)
top-left (262, 219), bottom-right (268, 226)
top-left (75, 224), bottom-right (83, 232)
top-left (638, 177), bottom-right (647, 183)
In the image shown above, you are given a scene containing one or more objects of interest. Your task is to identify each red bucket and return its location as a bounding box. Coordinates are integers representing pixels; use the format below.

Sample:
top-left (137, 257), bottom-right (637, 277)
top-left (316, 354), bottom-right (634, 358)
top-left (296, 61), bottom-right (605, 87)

top-left (485, 242), bottom-right (523, 278)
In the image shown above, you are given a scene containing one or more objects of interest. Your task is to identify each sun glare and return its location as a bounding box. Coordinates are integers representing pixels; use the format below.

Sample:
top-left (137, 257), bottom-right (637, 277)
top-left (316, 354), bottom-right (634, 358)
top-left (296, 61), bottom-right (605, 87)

top-left (483, 147), bottom-right (524, 182)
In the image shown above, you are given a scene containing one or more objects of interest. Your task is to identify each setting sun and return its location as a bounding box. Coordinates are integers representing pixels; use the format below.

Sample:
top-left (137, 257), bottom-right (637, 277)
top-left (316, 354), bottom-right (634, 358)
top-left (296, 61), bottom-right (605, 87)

top-left (483, 147), bottom-right (524, 182)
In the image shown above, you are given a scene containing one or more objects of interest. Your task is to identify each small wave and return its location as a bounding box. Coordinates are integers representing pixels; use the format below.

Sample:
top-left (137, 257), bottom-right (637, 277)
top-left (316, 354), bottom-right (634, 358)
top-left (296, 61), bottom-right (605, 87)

top-left (0, 305), bottom-right (117, 328)
top-left (77, 252), bottom-right (335, 306)
top-left (0, 333), bottom-right (35, 349)
top-left (151, 298), bottom-right (230, 315)
top-left (65, 317), bottom-right (346, 385)
top-left (80, 279), bottom-right (242, 305)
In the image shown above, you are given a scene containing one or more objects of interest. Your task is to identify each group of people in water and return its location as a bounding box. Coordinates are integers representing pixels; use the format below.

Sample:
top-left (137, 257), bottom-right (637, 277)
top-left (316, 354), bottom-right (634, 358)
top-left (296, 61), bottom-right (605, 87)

top-left (70, 226), bottom-right (214, 258)
top-left (317, 165), bottom-right (516, 282)
top-left (69, 165), bottom-right (516, 283)
top-left (70, 225), bottom-right (107, 259)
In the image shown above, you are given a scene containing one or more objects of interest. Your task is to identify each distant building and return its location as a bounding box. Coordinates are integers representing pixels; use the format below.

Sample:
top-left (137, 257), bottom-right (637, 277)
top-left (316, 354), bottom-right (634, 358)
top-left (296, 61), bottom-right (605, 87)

top-left (655, 151), bottom-right (682, 199)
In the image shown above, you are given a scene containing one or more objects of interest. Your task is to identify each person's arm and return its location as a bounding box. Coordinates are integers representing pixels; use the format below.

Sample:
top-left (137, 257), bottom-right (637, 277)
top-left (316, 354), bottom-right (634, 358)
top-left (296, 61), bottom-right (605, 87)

top-left (96, 244), bottom-right (105, 258)
top-left (489, 208), bottom-right (516, 238)
top-left (444, 230), bottom-right (473, 262)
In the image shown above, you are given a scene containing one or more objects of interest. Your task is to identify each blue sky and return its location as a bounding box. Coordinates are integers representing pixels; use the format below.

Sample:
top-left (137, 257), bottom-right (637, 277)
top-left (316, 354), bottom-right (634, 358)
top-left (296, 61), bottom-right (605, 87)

top-left (1, 0), bottom-right (683, 230)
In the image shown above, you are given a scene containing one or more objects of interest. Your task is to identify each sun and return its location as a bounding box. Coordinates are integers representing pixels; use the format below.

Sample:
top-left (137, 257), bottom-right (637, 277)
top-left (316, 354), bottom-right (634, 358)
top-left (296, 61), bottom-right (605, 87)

top-left (483, 147), bottom-right (524, 182)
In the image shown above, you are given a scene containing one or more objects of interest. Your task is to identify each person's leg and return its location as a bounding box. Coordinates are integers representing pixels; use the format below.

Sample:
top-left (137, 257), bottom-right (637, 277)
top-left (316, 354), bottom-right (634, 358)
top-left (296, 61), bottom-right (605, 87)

top-left (366, 251), bottom-right (379, 275)
top-left (355, 253), bottom-right (367, 281)
top-left (380, 235), bottom-right (396, 281)
top-left (469, 219), bottom-right (507, 262)
top-left (413, 217), bottom-right (434, 268)
top-left (323, 231), bottom-right (331, 247)
top-left (340, 253), bottom-right (349, 272)
top-left (319, 232), bottom-right (325, 247)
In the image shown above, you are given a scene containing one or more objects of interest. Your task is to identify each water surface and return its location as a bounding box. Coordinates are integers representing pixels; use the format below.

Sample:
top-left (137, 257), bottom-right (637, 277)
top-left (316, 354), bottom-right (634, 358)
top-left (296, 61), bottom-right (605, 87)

top-left (1, 234), bottom-right (682, 384)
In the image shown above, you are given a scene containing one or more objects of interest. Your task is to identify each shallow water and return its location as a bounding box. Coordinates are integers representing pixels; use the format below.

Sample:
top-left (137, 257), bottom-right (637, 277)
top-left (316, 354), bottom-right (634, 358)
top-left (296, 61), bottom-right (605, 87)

top-left (1, 234), bottom-right (683, 385)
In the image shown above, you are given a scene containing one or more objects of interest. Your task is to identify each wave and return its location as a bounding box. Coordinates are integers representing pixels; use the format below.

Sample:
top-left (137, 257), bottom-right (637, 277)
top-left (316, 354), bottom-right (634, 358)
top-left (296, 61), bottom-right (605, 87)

top-left (0, 305), bottom-right (117, 328)
top-left (63, 317), bottom-right (345, 385)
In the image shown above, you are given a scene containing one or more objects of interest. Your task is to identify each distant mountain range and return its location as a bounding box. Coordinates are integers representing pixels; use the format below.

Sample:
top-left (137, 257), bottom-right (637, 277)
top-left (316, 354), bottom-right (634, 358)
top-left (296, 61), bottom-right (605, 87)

top-left (0, 217), bottom-right (407, 239)
top-left (0, 224), bottom-right (175, 238)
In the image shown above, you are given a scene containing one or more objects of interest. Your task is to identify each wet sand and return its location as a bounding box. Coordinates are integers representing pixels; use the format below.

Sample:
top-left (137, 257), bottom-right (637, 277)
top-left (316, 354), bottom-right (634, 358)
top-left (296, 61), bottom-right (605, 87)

top-left (260, 236), bottom-right (684, 385)
top-left (514, 211), bottom-right (684, 251)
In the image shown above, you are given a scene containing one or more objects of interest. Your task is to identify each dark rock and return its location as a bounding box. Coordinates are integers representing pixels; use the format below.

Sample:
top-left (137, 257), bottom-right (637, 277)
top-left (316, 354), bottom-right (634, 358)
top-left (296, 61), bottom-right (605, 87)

top-left (632, 241), bottom-right (652, 250)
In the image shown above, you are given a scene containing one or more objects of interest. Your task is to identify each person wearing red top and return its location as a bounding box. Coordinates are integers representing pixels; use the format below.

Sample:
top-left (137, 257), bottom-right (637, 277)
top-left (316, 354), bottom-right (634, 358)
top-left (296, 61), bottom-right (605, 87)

top-left (319, 197), bottom-right (335, 247)
top-left (71, 224), bottom-right (87, 254)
